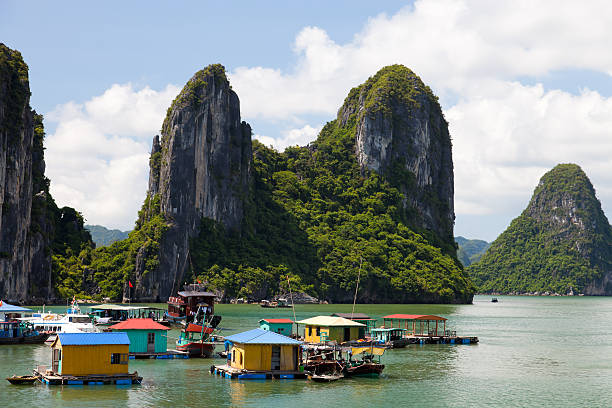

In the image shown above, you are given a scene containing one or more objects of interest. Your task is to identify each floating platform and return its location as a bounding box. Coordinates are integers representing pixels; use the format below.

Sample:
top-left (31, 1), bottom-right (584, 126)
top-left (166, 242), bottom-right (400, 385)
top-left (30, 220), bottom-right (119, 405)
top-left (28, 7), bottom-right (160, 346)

top-left (34, 369), bottom-right (142, 385)
top-left (210, 364), bottom-right (307, 380)
top-left (128, 349), bottom-right (190, 359)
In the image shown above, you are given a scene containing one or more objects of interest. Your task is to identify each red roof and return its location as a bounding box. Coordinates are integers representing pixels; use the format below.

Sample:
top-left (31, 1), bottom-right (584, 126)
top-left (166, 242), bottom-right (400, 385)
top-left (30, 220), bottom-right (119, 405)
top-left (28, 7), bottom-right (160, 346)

top-left (186, 323), bottom-right (214, 334)
top-left (109, 318), bottom-right (170, 331)
top-left (260, 319), bottom-right (294, 324)
top-left (383, 314), bottom-right (447, 321)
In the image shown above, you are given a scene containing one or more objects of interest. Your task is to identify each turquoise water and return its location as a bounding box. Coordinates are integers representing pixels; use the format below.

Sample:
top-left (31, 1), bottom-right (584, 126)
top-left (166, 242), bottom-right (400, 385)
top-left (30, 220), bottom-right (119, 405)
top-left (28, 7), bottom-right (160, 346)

top-left (2, 296), bottom-right (612, 407)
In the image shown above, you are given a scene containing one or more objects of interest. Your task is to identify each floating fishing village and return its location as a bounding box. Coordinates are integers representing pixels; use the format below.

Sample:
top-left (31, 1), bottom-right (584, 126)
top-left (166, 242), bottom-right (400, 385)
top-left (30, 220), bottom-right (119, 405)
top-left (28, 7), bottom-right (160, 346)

top-left (2, 283), bottom-right (478, 386)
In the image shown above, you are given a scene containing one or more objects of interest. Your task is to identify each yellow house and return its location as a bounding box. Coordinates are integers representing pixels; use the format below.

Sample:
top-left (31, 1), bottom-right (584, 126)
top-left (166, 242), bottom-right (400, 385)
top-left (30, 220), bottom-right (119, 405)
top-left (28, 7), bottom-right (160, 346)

top-left (224, 328), bottom-right (302, 372)
top-left (51, 332), bottom-right (130, 376)
top-left (297, 316), bottom-right (365, 343)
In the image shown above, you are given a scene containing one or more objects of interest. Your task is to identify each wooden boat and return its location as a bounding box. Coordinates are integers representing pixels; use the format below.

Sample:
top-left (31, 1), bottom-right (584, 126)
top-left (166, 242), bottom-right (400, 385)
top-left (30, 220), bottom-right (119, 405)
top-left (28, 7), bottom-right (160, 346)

top-left (167, 284), bottom-right (216, 325)
top-left (0, 321), bottom-right (49, 345)
top-left (176, 305), bottom-right (221, 357)
top-left (6, 375), bottom-right (38, 385)
top-left (345, 362), bottom-right (385, 377)
top-left (491, 298), bottom-right (499, 303)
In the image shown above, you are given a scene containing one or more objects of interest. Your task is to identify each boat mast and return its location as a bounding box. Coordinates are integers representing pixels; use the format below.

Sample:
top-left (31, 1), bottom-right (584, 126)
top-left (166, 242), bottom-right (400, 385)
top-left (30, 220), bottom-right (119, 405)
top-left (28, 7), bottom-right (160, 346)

top-left (351, 257), bottom-right (363, 319)
top-left (287, 275), bottom-right (297, 327)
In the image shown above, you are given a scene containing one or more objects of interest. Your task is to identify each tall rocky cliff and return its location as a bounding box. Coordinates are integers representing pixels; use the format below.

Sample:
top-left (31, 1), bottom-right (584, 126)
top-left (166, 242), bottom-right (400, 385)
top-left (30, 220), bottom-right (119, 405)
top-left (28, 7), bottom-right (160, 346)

top-left (131, 65), bottom-right (252, 301)
top-left (470, 164), bottom-right (612, 295)
top-left (0, 44), bottom-right (93, 303)
top-left (0, 44), bottom-right (53, 302)
top-left (339, 65), bottom-right (455, 247)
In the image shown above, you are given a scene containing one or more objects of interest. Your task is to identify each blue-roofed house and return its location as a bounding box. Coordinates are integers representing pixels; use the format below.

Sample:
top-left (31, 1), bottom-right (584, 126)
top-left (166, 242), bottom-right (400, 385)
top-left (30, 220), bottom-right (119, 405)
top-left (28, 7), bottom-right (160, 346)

top-left (0, 300), bottom-right (31, 321)
top-left (50, 332), bottom-right (130, 376)
top-left (224, 328), bottom-right (303, 372)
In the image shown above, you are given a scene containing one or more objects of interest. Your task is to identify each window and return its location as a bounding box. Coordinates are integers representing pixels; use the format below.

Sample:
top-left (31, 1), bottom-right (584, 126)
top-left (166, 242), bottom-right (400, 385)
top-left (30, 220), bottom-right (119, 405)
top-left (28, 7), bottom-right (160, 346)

top-left (308, 327), bottom-right (312, 336)
top-left (148, 333), bottom-right (155, 344)
top-left (111, 353), bottom-right (129, 365)
top-left (232, 350), bottom-right (236, 363)
top-left (239, 352), bottom-right (243, 365)
top-left (316, 327), bottom-right (320, 336)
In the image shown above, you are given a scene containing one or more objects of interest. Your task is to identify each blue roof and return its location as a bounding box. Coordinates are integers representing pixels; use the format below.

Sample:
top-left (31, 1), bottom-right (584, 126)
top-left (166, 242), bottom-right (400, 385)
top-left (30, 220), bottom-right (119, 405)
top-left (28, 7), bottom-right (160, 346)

top-left (0, 301), bottom-right (31, 313)
top-left (225, 328), bottom-right (302, 345)
top-left (57, 332), bottom-right (130, 346)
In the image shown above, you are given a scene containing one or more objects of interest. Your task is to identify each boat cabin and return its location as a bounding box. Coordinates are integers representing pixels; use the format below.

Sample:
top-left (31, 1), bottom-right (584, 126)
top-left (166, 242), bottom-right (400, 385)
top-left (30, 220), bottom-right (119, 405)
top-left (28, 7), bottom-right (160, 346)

top-left (382, 314), bottom-right (448, 336)
top-left (297, 316), bottom-right (365, 343)
top-left (225, 328), bottom-right (302, 372)
top-left (331, 313), bottom-right (377, 337)
top-left (371, 327), bottom-right (408, 343)
top-left (50, 332), bottom-right (130, 376)
top-left (167, 285), bottom-right (216, 323)
top-left (259, 318), bottom-right (294, 335)
top-left (109, 319), bottom-right (170, 354)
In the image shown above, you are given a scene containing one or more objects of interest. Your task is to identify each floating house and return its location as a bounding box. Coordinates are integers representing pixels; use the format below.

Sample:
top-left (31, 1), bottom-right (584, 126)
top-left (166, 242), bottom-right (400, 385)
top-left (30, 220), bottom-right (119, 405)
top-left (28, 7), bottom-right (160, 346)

top-left (297, 316), bottom-right (365, 343)
top-left (0, 301), bottom-right (46, 344)
top-left (331, 313), bottom-right (377, 337)
top-left (212, 328), bottom-right (305, 379)
top-left (259, 318), bottom-right (294, 335)
top-left (109, 319), bottom-right (170, 354)
top-left (36, 332), bottom-right (142, 385)
top-left (382, 314), bottom-right (448, 336)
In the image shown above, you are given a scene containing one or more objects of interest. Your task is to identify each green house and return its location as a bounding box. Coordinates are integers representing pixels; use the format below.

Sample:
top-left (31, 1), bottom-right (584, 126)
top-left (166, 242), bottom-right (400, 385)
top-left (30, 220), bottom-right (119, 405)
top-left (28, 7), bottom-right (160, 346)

top-left (259, 318), bottom-right (294, 336)
top-left (109, 318), bottom-right (170, 354)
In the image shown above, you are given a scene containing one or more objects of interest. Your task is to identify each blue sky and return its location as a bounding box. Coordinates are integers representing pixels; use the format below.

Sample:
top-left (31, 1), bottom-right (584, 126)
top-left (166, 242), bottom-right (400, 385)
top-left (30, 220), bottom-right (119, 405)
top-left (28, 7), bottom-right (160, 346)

top-left (2, 0), bottom-right (612, 242)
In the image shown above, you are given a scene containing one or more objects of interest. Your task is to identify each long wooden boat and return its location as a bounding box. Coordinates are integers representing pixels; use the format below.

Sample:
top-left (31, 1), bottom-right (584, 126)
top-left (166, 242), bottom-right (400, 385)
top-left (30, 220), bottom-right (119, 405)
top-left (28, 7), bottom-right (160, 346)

top-left (176, 323), bottom-right (216, 357)
top-left (6, 375), bottom-right (38, 385)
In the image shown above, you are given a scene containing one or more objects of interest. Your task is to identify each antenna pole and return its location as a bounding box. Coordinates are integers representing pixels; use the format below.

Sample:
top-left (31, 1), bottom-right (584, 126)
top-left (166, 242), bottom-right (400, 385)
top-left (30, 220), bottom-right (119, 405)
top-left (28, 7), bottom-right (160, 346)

top-left (351, 257), bottom-right (363, 319)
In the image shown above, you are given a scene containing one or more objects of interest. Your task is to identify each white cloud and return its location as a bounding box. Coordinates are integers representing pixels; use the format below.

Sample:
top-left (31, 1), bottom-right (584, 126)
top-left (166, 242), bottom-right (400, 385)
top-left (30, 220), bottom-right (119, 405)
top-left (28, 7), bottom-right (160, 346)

top-left (45, 83), bottom-right (179, 230)
top-left (42, 0), bottom-right (612, 239)
top-left (254, 125), bottom-right (322, 151)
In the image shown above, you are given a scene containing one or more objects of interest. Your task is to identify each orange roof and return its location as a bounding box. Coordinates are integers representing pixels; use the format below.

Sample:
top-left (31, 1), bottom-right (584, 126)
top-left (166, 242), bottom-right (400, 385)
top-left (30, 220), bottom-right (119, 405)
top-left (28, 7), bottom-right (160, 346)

top-left (185, 323), bottom-right (214, 334)
top-left (260, 319), bottom-right (294, 324)
top-left (109, 318), bottom-right (170, 331)
top-left (383, 314), bottom-right (447, 321)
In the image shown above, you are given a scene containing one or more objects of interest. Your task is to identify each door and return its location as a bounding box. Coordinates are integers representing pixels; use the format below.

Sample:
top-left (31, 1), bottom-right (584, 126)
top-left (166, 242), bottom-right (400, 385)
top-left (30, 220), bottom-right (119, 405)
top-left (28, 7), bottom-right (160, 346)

top-left (52, 349), bottom-right (61, 373)
top-left (344, 327), bottom-right (351, 341)
top-left (271, 346), bottom-right (281, 370)
top-left (147, 332), bottom-right (155, 353)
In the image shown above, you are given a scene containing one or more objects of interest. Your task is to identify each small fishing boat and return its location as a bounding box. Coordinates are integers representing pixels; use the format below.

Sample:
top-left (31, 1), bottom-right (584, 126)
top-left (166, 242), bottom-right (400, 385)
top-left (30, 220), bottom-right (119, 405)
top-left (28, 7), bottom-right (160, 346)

top-left (176, 305), bottom-right (222, 357)
top-left (6, 375), bottom-right (39, 385)
top-left (167, 284), bottom-right (216, 325)
top-left (491, 298), bottom-right (499, 303)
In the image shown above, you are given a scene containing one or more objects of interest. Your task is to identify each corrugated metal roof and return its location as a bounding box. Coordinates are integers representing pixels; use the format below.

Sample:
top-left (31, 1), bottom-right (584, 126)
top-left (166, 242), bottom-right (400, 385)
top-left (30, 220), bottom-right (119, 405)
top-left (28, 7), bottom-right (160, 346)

top-left (296, 316), bottom-right (366, 327)
top-left (259, 318), bottom-right (294, 324)
top-left (383, 314), bottom-right (447, 321)
top-left (57, 332), bottom-right (130, 346)
top-left (331, 313), bottom-right (373, 320)
top-left (177, 291), bottom-right (216, 298)
top-left (0, 301), bottom-right (31, 313)
top-left (109, 318), bottom-right (170, 331)
top-left (225, 328), bottom-right (302, 345)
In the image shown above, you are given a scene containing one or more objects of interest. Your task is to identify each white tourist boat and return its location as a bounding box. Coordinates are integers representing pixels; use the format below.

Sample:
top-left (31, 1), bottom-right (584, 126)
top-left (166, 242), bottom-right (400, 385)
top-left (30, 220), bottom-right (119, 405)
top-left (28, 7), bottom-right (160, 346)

top-left (18, 299), bottom-right (96, 340)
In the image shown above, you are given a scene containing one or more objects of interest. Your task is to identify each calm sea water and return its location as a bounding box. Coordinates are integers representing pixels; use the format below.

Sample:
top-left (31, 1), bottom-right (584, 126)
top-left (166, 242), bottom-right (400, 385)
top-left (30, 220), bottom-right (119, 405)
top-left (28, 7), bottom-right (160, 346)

top-left (2, 296), bottom-right (612, 407)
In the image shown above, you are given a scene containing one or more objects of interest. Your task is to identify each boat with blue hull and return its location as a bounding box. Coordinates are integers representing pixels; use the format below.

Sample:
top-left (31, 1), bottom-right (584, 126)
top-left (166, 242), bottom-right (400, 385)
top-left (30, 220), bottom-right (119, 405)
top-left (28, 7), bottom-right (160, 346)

top-left (0, 300), bottom-right (48, 344)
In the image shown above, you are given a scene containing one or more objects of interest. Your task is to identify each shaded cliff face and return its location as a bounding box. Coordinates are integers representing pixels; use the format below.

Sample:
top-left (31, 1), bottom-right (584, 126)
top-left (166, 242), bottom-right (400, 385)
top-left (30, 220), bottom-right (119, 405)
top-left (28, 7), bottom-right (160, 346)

top-left (338, 65), bottom-right (454, 245)
top-left (132, 65), bottom-right (252, 301)
top-left (0, 44), bottom-right (93, 303)
top-left (470, 164), bottom-right (612, 295)
top-left (0, 45), bottom-right (49, 302)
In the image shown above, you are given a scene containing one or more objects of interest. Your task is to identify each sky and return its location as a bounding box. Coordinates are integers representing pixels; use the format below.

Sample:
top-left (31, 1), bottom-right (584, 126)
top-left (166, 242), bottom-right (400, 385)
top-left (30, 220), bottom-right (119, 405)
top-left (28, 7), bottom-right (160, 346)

top-left (2, 0), bottom-right (612, 242)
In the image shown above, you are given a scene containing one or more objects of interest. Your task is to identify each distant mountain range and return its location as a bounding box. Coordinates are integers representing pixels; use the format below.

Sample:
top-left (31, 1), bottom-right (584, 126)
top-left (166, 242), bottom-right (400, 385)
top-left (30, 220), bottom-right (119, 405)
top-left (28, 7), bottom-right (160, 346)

top-left (455, 236), bottom-right (489, 267)
top-left (85, 225), bottom-right (130, 247)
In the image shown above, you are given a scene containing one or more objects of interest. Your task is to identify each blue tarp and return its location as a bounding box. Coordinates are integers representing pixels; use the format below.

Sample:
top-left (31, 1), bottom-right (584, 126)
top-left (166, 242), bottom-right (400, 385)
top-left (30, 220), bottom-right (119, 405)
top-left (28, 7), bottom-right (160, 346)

top-left (224, 328), bottom-right (302, 345)
top-left (58, 332), bottom-right (130, 346)
top-left (0, 301), bottom-right (31, 313)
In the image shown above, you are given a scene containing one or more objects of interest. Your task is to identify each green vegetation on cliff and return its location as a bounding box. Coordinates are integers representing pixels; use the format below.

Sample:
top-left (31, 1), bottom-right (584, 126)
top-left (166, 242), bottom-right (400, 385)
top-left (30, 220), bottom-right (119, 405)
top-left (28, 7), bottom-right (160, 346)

top-left (190, 66), bottom-right (473, 303)
top-left (469, 164), bottom-right (612, 294)
top-left (456, 237), bottom-right (489, 267)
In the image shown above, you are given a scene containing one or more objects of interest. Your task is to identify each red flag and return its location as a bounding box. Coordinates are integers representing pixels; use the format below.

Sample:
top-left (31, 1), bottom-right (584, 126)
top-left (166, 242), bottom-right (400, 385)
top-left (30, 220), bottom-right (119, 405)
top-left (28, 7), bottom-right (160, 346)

top-left (197, 279), bottom-right (201, 284)
top-left (129, 281), bottom-right (133, 288)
